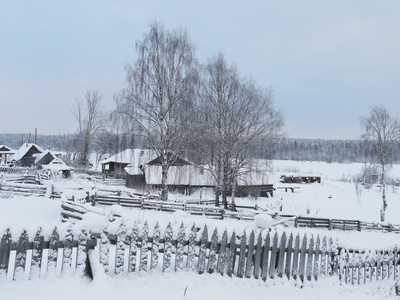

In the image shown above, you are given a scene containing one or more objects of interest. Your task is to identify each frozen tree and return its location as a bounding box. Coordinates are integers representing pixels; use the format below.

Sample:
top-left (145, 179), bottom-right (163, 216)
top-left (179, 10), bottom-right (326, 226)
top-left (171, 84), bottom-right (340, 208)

top-left (361, 105), bottom-right (400, 221)
top-left (197, 53), bottom-right (283, 209)
top-left (115, 21), bottom-right (199, 201)
top-left (71, 89), bottom-right (107, 168)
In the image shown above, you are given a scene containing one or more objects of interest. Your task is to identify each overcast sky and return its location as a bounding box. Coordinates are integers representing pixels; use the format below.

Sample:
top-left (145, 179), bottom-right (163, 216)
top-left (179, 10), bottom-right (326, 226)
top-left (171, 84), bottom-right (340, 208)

top-left (1, 1), bottom-right (399, 140)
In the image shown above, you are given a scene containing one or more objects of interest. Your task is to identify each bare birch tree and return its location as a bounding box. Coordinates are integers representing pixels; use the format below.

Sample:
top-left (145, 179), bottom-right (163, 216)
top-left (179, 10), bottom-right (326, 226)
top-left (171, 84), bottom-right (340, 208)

top-left (197, 53), bottom-right (283, 209)
top-left (115, 21), bottom-right (199, 200)
top-left (361, 105), bottom-right (400, 222)
top-left (72, 89), bottom-right (106, 168)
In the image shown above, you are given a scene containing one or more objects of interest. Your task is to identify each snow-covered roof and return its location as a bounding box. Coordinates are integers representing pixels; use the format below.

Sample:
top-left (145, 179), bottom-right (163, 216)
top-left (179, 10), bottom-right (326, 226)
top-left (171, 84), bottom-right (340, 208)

top-left (0, 145), bottom-right (14, 153)
top-left (42, 157), bottom-right (72, 171)
top-left (101, 149), bottom-right (158, 175)
top-left (101, 149), bottom-right (158, 165)
top-left (33, 150), bottom-right (55, 164)
top-left (13, 143), bottom-right (44, 161)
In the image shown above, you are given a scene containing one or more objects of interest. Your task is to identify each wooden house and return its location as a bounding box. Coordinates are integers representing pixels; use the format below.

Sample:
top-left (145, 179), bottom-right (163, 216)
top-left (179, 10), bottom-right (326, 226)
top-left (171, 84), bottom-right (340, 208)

top-left (100, 149), bottom-right (158, 183)
top-left (13, 143), bottom-right (44, 167)
top-left (0, 145), bottom-right (15, 165)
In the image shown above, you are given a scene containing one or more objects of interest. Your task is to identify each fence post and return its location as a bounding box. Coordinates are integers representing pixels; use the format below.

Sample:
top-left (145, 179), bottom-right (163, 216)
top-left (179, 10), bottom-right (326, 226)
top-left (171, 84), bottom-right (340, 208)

top-left (47, 227), bottom-right (59, 277)
top-left (150, 222), bottom-right (159, 271)
top-left (198, 225), bottom-right (208, 274)
top-left (253, 232), bottom-right (263, 279)
top-left (226, 232), bottom-right (236, 277)
top-left (269, 232), bottom-right (278, 279)
top-left (237, 231), bottom-right (247, 278)
top-left (30, 228), bottom-right (44, 279)
top-left (306, 235), bottom-right (314, 281)
top-left (62, 227), bottom-right (74, 276)
top-left (277, 232), bottom-right (286, 278)
top-left (162, 223), bottom-right (172, 272)
top-left (14, 230), bottom-right (29, 280)
top-left (314, 235), bottom-right (320, 281)
top-left (261, 232), bottom-right (271, 281)
top-left (217, 230), bottom-right (228, 275)
top-left (187, 225), bottom-right (197, 272)
top-left (285, 233), bottom-right (293, 280)
top-left (0, 229), bottom-right (12, 280)
top-left (292, 234), bottom-right (300, 280)
top-left (298, 234), bottom-right (307, 282)
top-left (175, 223), bottom-right (185, 272)
top-left (245, 231), bottom-right (255, 278)
top-left (207, 228), bottom-right (218, 274)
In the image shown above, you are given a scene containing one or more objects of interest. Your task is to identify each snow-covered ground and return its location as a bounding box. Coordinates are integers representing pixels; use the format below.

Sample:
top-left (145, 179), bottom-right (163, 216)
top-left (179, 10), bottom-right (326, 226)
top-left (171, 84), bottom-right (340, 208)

top-left (1, 160), bottom-right (400, 299)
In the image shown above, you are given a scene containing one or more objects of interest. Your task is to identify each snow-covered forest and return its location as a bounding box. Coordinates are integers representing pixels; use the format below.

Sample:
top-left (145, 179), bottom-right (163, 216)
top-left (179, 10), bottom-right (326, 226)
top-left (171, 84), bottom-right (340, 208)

top-left (3, 133), bottom-right (400, 165)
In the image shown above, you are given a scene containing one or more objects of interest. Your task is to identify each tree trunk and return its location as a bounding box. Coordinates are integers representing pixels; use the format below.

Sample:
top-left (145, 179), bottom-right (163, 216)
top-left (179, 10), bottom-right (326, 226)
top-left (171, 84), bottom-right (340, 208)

top-left (381, 165), bottom-right (387, 222)
top-left (231, 180), bottom-right (237, 211)
top-left (161, 164), bottom-right (169, 201)
top-left (215, 188), bottom-right (220, 207)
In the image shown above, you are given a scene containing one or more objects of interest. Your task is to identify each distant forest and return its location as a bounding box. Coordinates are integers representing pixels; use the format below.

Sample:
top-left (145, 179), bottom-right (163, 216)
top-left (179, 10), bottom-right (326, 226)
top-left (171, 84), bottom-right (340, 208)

top-left (1, 133), bottom-right (399, 164)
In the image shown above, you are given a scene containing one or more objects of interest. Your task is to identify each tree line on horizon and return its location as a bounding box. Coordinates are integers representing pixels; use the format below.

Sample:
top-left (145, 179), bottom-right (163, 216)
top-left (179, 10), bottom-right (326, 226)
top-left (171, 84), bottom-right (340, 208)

top-left (2, 133), bottom-right (400, 166)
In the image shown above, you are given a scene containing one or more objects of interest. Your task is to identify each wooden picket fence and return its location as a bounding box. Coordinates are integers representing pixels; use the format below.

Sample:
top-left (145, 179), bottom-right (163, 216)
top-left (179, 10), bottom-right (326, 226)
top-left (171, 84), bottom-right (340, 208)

top-left (95, 220), bottom-right (337, 281)
top-left (2, 221), bottom-right (400, 286)
top-left (0, 227), bottom-right (95, 281)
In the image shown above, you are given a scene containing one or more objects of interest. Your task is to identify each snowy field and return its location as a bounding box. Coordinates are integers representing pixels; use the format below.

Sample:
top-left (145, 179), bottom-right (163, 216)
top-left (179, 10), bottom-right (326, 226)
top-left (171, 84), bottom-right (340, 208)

top-left (1, 160), bottom-right (400, 299)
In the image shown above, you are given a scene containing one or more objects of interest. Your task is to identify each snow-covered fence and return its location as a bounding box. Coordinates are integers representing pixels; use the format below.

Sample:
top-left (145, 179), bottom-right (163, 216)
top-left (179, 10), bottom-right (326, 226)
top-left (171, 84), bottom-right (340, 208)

top-left (338, 247), bottom-right (400, 285)
top-left (0, 182), bottom-right (48, 197)
top-left (61, 201), bottom-right (92, 222)
top-left (0, 167), bottom-right (37, 175)
top-left (93, 194), bottom-right (256, 220)
top-left (293, 216), bottom-right (400, 233)
top-left (0, 227), bottom-right (96, 281)
top-left (94, 220), bottom-right (338, 282)
top-left (101, 178), bottom-right (127, 186)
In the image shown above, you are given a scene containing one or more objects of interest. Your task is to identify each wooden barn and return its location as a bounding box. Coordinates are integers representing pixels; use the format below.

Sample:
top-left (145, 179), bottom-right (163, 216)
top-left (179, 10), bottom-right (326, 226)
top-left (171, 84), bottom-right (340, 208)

top-left (145, 159), bottom-right (215, 195)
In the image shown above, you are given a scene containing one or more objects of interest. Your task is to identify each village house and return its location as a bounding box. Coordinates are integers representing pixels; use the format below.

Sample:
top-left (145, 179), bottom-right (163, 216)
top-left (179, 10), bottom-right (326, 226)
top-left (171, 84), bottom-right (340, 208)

top-left (0, 145), bottom-right (15, 165)
top-left (12, 143), bottom-right (45, 167)
top-left (101, 148), bottom-right (273, 197)
top-left (100, 149), bottom-right (158, 183)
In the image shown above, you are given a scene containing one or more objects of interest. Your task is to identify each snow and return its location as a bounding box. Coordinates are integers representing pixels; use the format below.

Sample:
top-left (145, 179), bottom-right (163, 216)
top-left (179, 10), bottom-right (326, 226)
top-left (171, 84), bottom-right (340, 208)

top-left (1, 159), bottom-right (400, 299)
